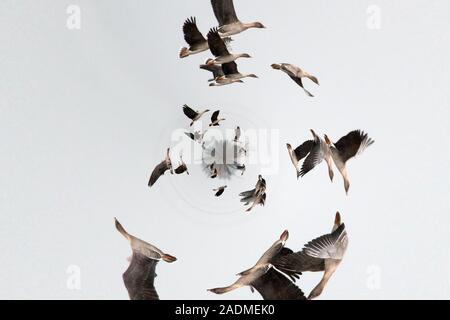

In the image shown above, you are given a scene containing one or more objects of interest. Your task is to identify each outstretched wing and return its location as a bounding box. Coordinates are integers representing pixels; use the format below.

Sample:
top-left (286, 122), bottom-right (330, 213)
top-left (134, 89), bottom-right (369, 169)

top-left (207, 28), bottom-right (230, 57)
top-left (183, 17), bottom-right (206, 47)
top-left (123, 252), bottom-right (159, 300)
top-left (183, 105), bottom-right (198, 120)
top-left (303, 223), bottom-right (347, 260)
top-left (299, 142), bottom-right (324, 177)
top-left (148, 161), bottom-right (170, 187)
top-left (294, 140), bottom-right (315, 161)
top-left (211, 0), bottom-right (239, 26)
top-left (222, 61), bottom-right (239, 76)
top-left (251, 268), bottom-right (306, 300)
top-left (334, 130), bottom-right (374, 163)
top-left (211, 110), bottom-right (220, 123)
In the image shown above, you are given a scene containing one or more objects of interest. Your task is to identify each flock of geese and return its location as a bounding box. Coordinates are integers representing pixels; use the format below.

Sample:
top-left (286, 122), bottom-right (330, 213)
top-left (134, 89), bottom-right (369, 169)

top-left (116, 0), bottom-right (374, 300)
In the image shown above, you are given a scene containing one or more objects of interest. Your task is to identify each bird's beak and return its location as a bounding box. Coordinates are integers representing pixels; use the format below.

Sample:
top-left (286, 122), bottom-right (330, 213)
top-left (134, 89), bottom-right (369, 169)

top-left (280, 230), bottom-right (289, 242)
top-left (335, 212), bottom-right (341, 226)
top-left (324, 134), bottom-right (331, 145)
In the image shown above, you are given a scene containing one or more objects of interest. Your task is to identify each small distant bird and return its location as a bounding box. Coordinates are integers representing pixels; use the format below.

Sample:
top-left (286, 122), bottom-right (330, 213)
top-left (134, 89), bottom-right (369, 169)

top-left (325, 130), bottom-right (374, 194)
top-left (115, 218), bottom-right (177, 300)
top-left (209, 110), bottom-right (226, 126)
top-left (296, 129), bottom-right (334, 182)
top-left (183, 105), bottom-right (210, 126)
top-left (208, 230), bottom-right (305, 300)
top-left (234, 126), bottom-right (241, 142)
top-left (148, 148), bottom-right (173, 187)
top-left (214, 186), bottom-right (227, 197)
top-left (234, 163), bottom-right (246, 175)
top-left (185, 130), bottom-right (206, 143)
top-left (210, 0), bottom-right (266, 37)
top-left (174, 155), bottom-right (189, 175)
top-left (240, 175), bottom-right (267, 212)
top-left (207, 28), bottom-right (251, 66)
top-left (179, 17), bottom-right (209, 58)
top-left (273, 212), bottom-right (348, 300)
top-left (271, 63), bottom-right (319, 97)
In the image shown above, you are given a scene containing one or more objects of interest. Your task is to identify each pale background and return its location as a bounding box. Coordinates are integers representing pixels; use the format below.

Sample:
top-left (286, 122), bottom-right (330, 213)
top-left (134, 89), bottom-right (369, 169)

top-left (0, 0), bottom-right (449, 299)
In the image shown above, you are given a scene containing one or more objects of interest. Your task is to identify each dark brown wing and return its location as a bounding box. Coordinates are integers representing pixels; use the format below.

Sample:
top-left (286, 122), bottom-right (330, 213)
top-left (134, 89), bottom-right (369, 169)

top-left (148, 160), bottom-right (170, 187)
top-left (294, 140), bottom-right (314, 161)
top-left (251, 268), bottom-right (306, 300)
top-left (299, 142), bottom-right (323, 177)
top-left (211, 0), bottom-right (239, 26)
top-left (183, 104), bottom-right (198, 120)
top-left (215, 188), bottom-right (225, 197)
top-left (183, 17), bottom-right (206, 48)
top-left (273, 251), bottom-right (325, 274)
top-left (200, 63), bottom-right (224, 79)
top-left (174, 164), bottom-right (187, 175)
top-left (207, 28), bottom-right (230, 57)
top-left (222, 61), bottom-right (239, 76)
top-left (211, 110), bottom-right (220, 123)
top-left (123, 252), bottom-right (159, 300)
top-left (334, 130), bottom-right (374, 163)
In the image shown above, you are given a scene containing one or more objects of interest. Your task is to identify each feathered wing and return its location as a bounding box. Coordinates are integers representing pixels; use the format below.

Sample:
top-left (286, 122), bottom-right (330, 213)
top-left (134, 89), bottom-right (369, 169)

top-left (222, 61), bottom-right (239, 76)
top-left (211, 110), bottom-right (220, 123)
top-left (303, 223), bottom-right (347, 260)
top-left (207, 28), bottom-right (230, 57)
top-left (289, 76), bottom-right (314, 97)
top-left (294, 140), bottom-right (315, 161)
top-left (183, 17), bottom-right (206, 49)
top-left (273, 251), bottom-right (325, 274)
top-left (299, 143), bottom-right (324, 177)
top-left (123, 252), bottom-right (159, 300)
top-left (334, 130), bottom-right (374, 163)
top-left (251, 268), bottom-right (306, 300)
top-left (183, 105), bottom-right (198, 120)
top-left (211, 0), bottom-right (239, 26)
top-left (148, 160), bottom-right (170, 187)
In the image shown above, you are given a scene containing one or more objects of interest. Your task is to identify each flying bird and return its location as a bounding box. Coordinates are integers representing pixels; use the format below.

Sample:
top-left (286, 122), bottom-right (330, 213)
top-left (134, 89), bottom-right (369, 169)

top-left (214, 186), bottom-right (227, 197)
top-left (148, 148), bottom-right (173, 187)
top-left (207, 28), bottom-right (251, 66)
top-left (210, 0), bottom-right (266, 37)
top-left (179, 17), bottom-right (209, 58)
top-left (271, 63), bottom-right (319, 97)
top-left (209, 110), bottom-right (226, 126)
top-left (208, 230), bottom-right (305, 300)
top-left (209, 163), bottom-right (218, 179)
top-left (174, 155), bottom-right (189, 175)
top-left (325, 130), bottom-right (374, 194)
top-left (183, 105), bottom-right (210, 126)
top-left (239, 175), bottom-right (267, 212)
top-left (185, 130), bottom-right (207, 143)
top-left (115, 218), bottom-right (177, 300)
top-left (294, 129), bottom-right (334, 182)
top-left (273, 212), bottom-right (348, 300)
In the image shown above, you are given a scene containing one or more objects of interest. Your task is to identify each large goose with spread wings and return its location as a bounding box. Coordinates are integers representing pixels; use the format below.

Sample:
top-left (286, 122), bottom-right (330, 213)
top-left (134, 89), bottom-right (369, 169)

top-left (115, 219), bottom-right (177, 300)
top-left (273, 212), bottom-right (348, 299)
top-left (208, 230), bottom-right (306, 300)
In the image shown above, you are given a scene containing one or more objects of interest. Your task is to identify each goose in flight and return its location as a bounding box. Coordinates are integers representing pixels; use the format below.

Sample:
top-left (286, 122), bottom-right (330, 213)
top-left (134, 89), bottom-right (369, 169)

top-left (239, 175), bottom-right (267, 212)
top-left (148, 148), bottom-right (173, 187)
top-left (214, 185), bottom-right (227, 197)
top-left (273, 212), bottom-right (348, 299)
top-left (211, 0), bottom-right (266, 37)
top-left (179, 17), bottom-right (209, 58)
top-left (174, 155), bottom-right (189, 175)
top-left (271, 63), bottom-right (319, 97)
top-left (209, 110), bottom-right (226, 127)
top-left (289, 129), bottom-right (334, 182)
top-left (183, 105), bottom-right (210, 127)
top-left (115, 218), bottom-right (177, 300)
top-left (325, 130), bottom-right (374, 194)
top-left (201, 60), bottom-right (256, 86)
top-left (207, 28), bottom-right (251, 66)
top-left (208, 230), bottom-right (305, 300)
top-left (185, 130), bottom-right (207, 143)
